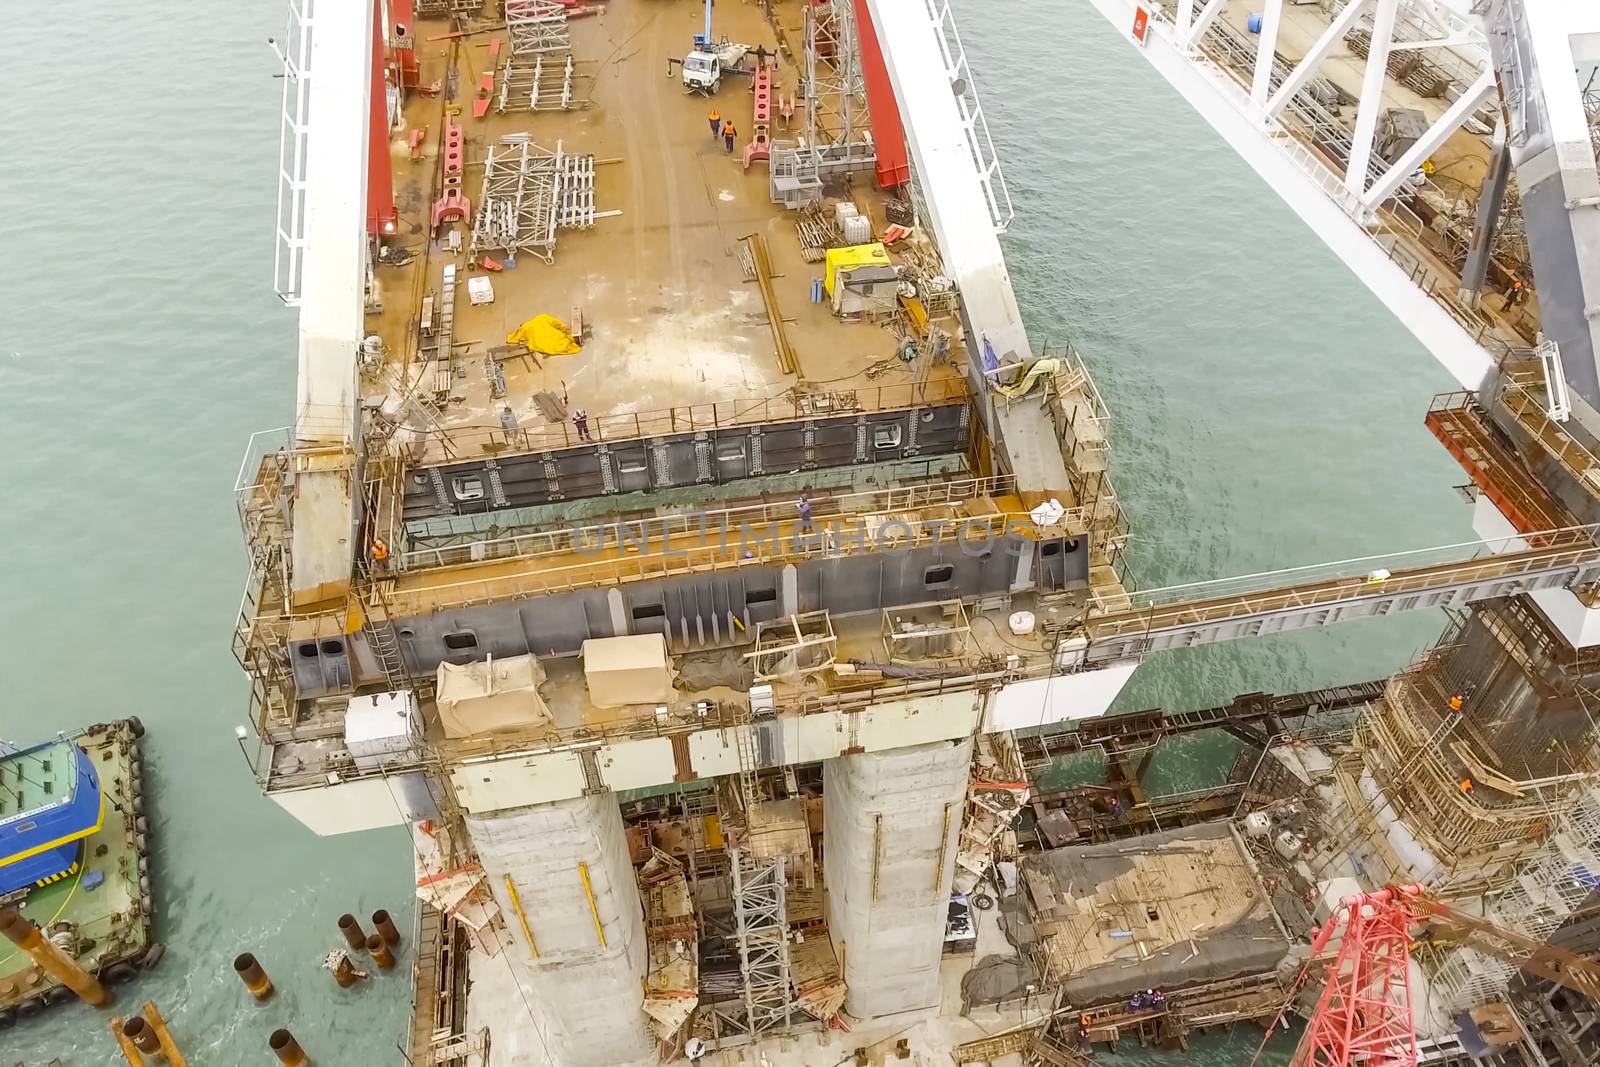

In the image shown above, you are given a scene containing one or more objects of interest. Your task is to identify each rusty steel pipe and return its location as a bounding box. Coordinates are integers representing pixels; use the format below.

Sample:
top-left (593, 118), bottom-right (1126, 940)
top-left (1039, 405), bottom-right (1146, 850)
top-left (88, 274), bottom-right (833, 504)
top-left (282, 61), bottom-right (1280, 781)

top-left (330, 952), bottom-right (365, 988)
top-left (365, 933), bottom-right (395, 971)
top-left (371, 909), bottom-right (402, 947)
top-left (0, 906), bottom-right (110, 1007)
top-left (123, 1014), bottom-right (161, 1053)
top-left (269, 1027), bottom-right (310, 1066)
top-left (232, 952), bottom-right (274, 1001)
top-left (337, 913), bottom-right (366, 952)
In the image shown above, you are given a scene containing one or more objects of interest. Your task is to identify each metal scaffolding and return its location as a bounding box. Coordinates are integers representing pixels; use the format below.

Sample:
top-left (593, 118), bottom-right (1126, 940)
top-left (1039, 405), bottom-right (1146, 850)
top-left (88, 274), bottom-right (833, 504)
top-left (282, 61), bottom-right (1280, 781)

top-left (504, 0), bottom-right (570, 55)
top-left (497, 53), bottom-right (579, 112)
top-left (730, 850), bottom-right (793, 1036)
top-left (470, 137), bottom-right (561, 259)
top-left (1428, 786), bottom-right (1600, 1015)
top-left (770, 0), bottom-right (875, 208)
top-left (470, 136), bottom-right (599, 261)
top-left (414, 0), bottom-right (483, 17)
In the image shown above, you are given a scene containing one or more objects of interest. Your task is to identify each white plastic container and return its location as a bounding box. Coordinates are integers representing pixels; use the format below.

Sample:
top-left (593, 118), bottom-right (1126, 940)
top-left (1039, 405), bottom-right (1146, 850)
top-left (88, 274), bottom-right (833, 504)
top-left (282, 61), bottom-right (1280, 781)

top-left (1008, 611), bottom-right (1036, 636)
top-left (833, 201), bottom-right (860, 228)
top-left (842, 214), bottom-right (872, 244)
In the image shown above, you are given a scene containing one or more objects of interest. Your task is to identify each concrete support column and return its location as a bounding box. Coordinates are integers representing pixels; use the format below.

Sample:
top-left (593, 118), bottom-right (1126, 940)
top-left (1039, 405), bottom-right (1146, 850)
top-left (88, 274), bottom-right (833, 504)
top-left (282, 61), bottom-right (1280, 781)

top-left (824, 739), bottom-right (973, 1019)
top-left (468, 793), bottom-right (654, 1067)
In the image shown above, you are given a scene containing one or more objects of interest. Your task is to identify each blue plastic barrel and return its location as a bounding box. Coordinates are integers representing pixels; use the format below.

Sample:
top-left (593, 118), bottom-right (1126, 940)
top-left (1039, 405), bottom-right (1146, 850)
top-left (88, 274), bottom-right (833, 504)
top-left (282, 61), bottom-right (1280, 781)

top-left (1247, 11), bottom-right (1264, 32)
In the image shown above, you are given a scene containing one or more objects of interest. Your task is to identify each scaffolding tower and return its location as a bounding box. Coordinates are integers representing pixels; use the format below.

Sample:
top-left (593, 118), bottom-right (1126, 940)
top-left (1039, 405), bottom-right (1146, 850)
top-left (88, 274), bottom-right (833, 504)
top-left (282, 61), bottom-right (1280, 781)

top-left (730, 849), bottom-right (794, 1036)
top-left (504, 0), bottom-right (570, 55)
top-left (769, 0), bottom-right (875, 209)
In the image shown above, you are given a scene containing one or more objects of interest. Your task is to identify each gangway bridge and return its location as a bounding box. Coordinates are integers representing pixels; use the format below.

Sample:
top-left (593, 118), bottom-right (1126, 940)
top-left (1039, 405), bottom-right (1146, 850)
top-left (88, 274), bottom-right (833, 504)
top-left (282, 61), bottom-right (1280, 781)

top-left (1076, 524), bottom-right (1600, 664)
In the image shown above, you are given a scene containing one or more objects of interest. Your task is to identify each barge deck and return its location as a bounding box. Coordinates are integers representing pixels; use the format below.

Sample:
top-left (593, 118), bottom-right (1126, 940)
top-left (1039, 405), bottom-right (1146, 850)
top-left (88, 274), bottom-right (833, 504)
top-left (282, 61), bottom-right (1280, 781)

top-left (0, 719), bottom-right (160, 1025)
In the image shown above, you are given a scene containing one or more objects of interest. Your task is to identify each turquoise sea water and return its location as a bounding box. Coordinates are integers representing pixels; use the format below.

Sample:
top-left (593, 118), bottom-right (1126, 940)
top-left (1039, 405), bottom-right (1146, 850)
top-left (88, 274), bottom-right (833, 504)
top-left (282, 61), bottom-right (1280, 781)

top-left (0, 0), bottom-right (1470, 1062)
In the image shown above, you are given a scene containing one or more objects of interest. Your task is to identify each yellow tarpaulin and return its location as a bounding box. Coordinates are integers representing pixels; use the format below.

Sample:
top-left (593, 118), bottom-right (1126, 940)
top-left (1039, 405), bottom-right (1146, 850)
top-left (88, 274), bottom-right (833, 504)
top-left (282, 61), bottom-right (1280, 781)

top-left (507, 314), bottom-right (582, 356)
top-left (823, 242), bottom-right (890, 295)
top-left (993, 357), bottom-right (1065, 399)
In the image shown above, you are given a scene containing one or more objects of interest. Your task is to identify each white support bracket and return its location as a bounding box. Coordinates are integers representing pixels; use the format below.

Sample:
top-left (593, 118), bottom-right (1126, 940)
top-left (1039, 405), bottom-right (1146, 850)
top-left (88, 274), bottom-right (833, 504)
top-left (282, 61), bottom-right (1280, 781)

top-left (1175, 0), bottom-right (1197, 41)
top-left (1249, 0), bottom-right (1284, 107)
top-left (1360, 68), bottom-right (1495, 210)
top-left (1345, 0), bottom-right (1400, 196)
top-left (1184, 0), bottom-right (1227, 53)
top-left (1263, 0), bottom-right (1371, 122)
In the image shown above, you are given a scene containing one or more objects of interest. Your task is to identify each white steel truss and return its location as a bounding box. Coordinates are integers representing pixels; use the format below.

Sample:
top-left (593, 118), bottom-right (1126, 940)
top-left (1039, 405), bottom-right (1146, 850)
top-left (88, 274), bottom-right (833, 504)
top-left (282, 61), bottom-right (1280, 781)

top-left (730, 850), bottom-right (793, 1035)
top-left (1081, 0), bottom-right (1510, 391)
top-left (505, 0), bottom-right (570, 55)
top-left (271, 0), bottom-right (314, 305)
top-left (497, 53), bottom-right (578, 112)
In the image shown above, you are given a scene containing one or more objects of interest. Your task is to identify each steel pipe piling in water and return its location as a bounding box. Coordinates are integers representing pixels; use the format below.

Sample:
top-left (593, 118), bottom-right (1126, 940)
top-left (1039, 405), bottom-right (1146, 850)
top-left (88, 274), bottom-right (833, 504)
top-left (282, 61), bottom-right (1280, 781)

top-left (372, 908), bottom-right (401, 947)
top-left (123, 1014), bottom-right (161, 1053)
top-left (270, 1027), bottom-right (310, 1066)
top-left (365, 932), bottom-right (396, 970)
top-left (338, 913), bottom-right (366, 952)
top-left (233, 952), bottom-right (274, 1001)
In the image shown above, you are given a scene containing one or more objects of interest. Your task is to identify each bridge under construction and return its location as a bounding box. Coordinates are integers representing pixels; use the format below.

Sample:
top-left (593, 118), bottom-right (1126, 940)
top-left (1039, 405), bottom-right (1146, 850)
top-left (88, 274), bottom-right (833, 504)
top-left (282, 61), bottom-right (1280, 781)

top-left (230, 0), bottom-right (1600, 1064)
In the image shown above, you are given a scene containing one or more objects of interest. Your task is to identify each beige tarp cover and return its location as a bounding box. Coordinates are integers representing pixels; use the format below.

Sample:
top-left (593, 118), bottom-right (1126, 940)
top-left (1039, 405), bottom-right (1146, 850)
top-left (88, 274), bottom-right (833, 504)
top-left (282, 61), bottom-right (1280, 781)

top-left (435, 654), bottom-right (553, 738)
top-left (582, 634), bottom-right (674, 707)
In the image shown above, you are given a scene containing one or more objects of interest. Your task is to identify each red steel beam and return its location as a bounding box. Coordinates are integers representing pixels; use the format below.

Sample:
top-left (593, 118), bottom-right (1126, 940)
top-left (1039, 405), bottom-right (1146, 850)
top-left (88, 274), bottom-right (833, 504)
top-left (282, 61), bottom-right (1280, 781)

top-left (852, 0), bottom-right (910, 190)
top-left (367, 0), bottom-right (398, 235)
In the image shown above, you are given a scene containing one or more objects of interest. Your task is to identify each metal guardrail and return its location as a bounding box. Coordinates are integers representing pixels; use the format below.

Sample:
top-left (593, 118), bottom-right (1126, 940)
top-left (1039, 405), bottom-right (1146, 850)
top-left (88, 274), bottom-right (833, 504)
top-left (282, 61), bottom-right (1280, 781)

top-left (395, 473), bottom-right (1024, 572)
top-left (407, 378), bottom-right (971, 461)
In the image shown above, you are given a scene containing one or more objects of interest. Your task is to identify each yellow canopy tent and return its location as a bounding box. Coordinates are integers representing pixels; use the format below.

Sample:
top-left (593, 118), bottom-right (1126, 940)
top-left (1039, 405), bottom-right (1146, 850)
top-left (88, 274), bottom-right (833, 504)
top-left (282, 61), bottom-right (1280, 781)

top-left (507, 314), bottom-right (582, 356)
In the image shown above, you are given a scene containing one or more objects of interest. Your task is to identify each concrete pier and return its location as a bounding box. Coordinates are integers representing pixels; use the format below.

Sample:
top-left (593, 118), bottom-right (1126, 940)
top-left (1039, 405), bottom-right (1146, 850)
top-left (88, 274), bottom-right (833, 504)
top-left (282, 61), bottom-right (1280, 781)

top-left (824, 739), bottom-right (973, 1019)
top-left (468, 793), bottom-right (653, 1067)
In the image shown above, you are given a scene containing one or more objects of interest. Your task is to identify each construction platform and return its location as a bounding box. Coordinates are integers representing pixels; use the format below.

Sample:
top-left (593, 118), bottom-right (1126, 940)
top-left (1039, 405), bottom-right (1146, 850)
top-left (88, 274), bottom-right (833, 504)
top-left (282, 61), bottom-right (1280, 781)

top-left (367, 0), bottom-right (967, 470)
top-left (0, 719), bottom-right (161, 1023)
top-left (1017, 821), bottom-right (1292, 1007)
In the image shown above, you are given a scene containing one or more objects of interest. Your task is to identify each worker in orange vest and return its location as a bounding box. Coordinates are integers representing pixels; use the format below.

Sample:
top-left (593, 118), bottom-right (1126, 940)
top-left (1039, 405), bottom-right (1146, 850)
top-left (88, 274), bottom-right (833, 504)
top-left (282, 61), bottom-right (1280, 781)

top-left (369, 536), bottom-right (390, 572)
top-left (707, 108), bottom-right (721, 137)
top-left (1504, 275), bottom-right (1526, 308)
top-left (722, 119), bottom-right (737, 154)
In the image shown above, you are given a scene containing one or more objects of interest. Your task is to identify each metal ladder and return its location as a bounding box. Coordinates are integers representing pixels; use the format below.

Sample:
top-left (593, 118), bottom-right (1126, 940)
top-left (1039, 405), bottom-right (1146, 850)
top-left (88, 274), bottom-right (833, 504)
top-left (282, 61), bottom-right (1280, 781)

top-left (731, 699), bottom-right (762, 827)
top-left (364, 584), bottom-right (410, 692)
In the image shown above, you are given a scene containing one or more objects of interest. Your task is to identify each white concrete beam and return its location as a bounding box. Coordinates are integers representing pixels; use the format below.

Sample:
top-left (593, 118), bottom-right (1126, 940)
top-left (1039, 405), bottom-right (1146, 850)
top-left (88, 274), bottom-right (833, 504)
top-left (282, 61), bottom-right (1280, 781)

top-left (1361, 68), bottom-right (1494, 210)
top-left (1250, 0), bottom-right (1284, 106)
top-left (1263, 0), bottom-right (1372, 121)
top-left (288, 0), bottom-right (372, 607)
top-left (295, 0), bottom-right (369, 447)
top-left (1345, 0), bottom-right (1400, 196)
